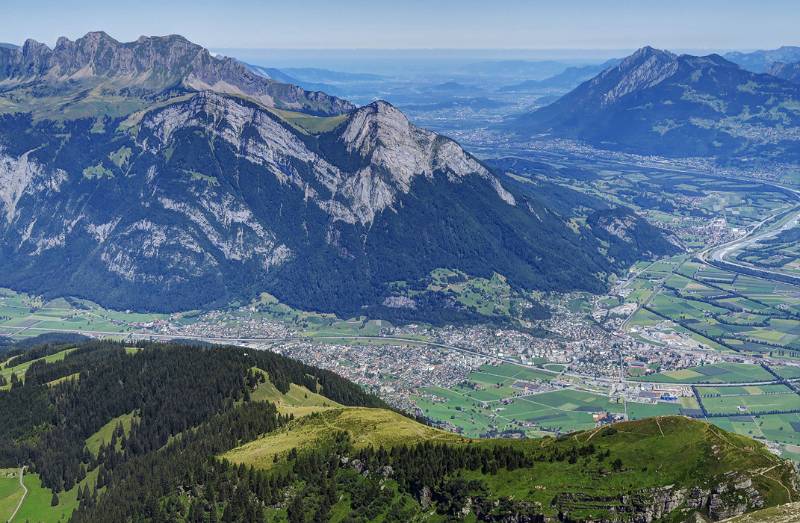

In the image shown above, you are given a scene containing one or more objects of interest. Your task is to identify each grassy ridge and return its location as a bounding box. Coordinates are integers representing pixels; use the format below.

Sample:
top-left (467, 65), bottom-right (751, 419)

top-left (223, 407), bottom-right (463, 470)
top-left (225, 411), bottom-right (798, 520)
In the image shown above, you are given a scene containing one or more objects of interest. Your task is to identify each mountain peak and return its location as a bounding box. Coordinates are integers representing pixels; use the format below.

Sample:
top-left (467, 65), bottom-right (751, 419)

top-left (0, 31), bottom-right (355, 116)
top-left (589, 46), bottom-right (678, 105)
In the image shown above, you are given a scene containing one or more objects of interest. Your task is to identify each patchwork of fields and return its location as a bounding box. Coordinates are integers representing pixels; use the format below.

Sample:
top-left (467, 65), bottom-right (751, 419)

top-left (625, 257), bottom-right (800, 356)
top-left (415, 363), bottom-right (682, 437)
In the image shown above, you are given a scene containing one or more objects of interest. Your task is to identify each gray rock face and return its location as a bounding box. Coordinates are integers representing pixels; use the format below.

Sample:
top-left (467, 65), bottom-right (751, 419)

top-left (595, 46), bottom-right (679, 106)
top-left (0, 31), bottom-right (353, 116)
top-left (557, 472), bottom-right (766, 522)
top-left (139, 93), bottom-right (511, 226)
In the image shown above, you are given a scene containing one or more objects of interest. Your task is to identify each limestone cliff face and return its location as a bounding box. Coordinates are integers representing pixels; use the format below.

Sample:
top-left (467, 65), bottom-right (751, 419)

top-left (552, 471), bottom-right (771, 522)
top-left (139, 94), bottom-right (512, 226)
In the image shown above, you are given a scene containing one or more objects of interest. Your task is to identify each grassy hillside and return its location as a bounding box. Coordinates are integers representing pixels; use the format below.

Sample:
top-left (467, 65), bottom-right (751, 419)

top-left (2, 341), bottom-right (798, 522)
top-left (225, 413), bottom-right (799, 521)
top-left (85, 411), bottom-right (137, 456)
top-left (250, 367), bottom-right (343, 417)
top-left (0, 347), bottom-right (76, 390)
top-left (223, 407), bottom-right (463, 469)
top-left (725, 502), bottom-right (800, 522)
top-left (0, 468), bottom-right (24, 522)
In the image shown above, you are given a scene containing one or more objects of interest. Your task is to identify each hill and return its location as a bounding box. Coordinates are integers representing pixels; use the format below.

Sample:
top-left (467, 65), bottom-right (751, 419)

top-left (0, 32), bottom-right (677, 323)
top-left (222, 407), bottom-right (463, 470)
top-left (507, 47), bottom-right (800, 163)
top-left (220, 410), bottom-right (799, 521)
top-left (0, 340), bottom-right (797, 522)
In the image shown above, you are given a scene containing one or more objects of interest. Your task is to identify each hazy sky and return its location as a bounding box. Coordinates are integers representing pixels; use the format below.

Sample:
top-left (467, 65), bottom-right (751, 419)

top-left (2, 0), bottom-right (798, 51)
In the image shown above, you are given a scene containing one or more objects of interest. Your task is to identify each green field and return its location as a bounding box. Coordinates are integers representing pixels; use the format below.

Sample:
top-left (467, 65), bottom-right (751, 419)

top-left (633, 362), bottom-right (775, 384)
top-left (620, 253), bottom-right (800, 355)
top-left (0, 288), bottom-right (168, 341)
top-left (10, 467), bottom-right (99, 523)
top-left (698, 384), bottom-right (800, 415)
top-left (0, 347), bottom-right (77, 389)
top-left (85, 411), bottom-right (137, 456)
top-left (223, 407), bottom-right (463, 470)
top-left (0, 468), bottom-right (24, 522)
top-left (250, 367), bottom-right (343, 417)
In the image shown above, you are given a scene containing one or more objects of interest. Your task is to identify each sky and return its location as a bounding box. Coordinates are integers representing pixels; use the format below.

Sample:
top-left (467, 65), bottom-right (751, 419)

top-left (1, 0), bottom-right (798, 51)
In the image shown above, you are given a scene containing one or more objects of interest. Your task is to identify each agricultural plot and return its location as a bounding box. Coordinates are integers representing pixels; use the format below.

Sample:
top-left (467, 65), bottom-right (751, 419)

top-left (634, 363), bottom-right (775, 384)
top-left (623, 254), bottom-right (800, 354)
top-left (697, 384), bottom-right (800, 415)
top-left (417, 362), bottom-right (602, 437)
top-left (710, 413), bottom-right (800, 448)
top-left (0, 288), bottom-right (167, 340)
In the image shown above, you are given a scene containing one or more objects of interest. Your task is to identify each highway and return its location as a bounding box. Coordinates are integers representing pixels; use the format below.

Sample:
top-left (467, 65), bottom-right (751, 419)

top-left (697, 182), bottom-right (800, 285)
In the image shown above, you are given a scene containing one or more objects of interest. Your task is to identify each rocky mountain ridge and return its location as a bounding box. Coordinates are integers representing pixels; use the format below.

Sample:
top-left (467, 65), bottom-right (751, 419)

top-left (0, 31), bottom-right (353, 116)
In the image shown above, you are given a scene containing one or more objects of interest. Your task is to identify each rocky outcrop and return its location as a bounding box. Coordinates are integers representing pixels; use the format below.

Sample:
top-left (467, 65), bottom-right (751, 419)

top-left (0, 31), bottom-right (353, 115)
top-left (554, 472), bottom-right (765, 522)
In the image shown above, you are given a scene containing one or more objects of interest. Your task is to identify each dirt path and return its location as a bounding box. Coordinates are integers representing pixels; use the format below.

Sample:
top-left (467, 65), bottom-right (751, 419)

top-left (7, 467), bottom-right (27, 523)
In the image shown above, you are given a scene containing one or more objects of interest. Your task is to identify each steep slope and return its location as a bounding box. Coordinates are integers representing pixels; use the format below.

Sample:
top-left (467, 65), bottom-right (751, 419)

top-left (508, 47), bottom-right (800, 162)
top-left (769, 61), bottom-right (800, 84)
top-left (0, 31), bottom-right (353, 117)
top-left (0, 92), bottom-right (672, 318)
top-left (2, 340), bottom-right (798, 522)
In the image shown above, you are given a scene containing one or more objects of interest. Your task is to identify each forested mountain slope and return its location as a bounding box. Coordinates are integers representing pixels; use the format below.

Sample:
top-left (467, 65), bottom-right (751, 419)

top-left (0, 341), bottom-right (796, 522)
top-left (0, 33), bottom-right (677, 322)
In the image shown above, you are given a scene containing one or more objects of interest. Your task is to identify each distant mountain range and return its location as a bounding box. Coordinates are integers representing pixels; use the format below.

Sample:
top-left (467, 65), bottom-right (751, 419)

top-left (725, 46), bottom-right (800, 73)
top-left (507, 46), bottom-right (800, 162)
top-left (0, 32), bottom-right (675, 321)
top-left (499, 59), bottom-right (621, 92)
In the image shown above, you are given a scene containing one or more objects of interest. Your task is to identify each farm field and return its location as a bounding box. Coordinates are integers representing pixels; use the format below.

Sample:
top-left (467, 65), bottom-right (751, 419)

top-left (412, 363), bottom-right (696, 438)
top-left (710, 412), bottom-right (800, 447)
top-left (631, 362), bottom-right (775, 384)
top-left (621, 254), bottom-right (800, 355)
top-left (0, 288), bottom-right (168, 341)
top-left (697, 384), bottom-right (800, 415)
